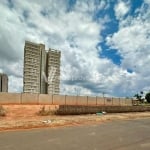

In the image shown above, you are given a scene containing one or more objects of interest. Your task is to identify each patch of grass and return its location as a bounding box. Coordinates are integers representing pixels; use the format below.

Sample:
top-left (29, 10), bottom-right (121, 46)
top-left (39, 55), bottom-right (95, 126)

top-left (37, 106), bottom-right (57, 116)
top-left (0, 105), bottom-right (6, 117)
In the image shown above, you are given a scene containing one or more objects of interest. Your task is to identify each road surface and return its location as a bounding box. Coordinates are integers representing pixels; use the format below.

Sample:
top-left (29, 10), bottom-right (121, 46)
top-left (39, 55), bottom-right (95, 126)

top-left (0, 118), bottom-right (150, 150)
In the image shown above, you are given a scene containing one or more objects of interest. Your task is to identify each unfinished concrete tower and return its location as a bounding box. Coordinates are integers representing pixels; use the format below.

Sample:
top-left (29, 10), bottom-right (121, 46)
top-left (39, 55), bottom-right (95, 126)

top-left (47, 49), bottom-right (61, 94)
top-left (23, 41), bottom-right (61, 94)
top-left (23, 41), bottom-right (46, 93)
top-left (0, 73), bottom-right (8, 92)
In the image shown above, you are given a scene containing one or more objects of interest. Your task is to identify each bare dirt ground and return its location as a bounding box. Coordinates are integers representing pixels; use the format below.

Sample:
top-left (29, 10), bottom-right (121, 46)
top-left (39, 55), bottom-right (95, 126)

top-left (0, 105), bottom-right (150, 131)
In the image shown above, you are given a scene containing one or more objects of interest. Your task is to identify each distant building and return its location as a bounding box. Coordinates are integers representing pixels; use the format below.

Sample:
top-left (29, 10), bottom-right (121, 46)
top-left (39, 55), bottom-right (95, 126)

top-left (0, 73), bottom-right (8, 92)
top-left (47, 49), bottom-right (61, 94)
top-left (23, 41), bottom-right (61, 94)
top-left (23, 41), bottom-right (45, 93)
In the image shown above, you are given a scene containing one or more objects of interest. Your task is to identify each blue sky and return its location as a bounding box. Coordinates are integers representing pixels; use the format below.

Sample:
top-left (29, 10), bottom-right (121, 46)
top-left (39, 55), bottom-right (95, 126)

top-left (0, 0), bottom-right (150, 97)
top-left (97, 0), bottom-right (143, 66)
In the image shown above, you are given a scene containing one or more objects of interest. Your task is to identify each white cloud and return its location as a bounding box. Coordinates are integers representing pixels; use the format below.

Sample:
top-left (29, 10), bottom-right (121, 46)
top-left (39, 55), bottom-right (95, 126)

top-left (144, 0), bottom-right (150, 4)
top-left (107, 1), bottom-right (150, 94)
top-left (8, 76), bottom-right (23, 92)
top-left (114, 0), bottom-right (130, 20)
top-left (0, 0), bottom-right (106, 95)
top-left (0, 0), bottom-right (149, 97)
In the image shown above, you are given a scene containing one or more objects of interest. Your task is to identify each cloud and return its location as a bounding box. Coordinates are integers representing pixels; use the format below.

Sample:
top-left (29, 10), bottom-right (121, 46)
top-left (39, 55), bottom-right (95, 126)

top-left (114, 0), bottom-right (130, 20)
top-left (8, 75), bottom-right (23, 93)
top-left (0, 0), bottom-right (149, 97)
top-left (107, 1), bottom-right (150, 94)
top-left (0, 0), bottom-right (106, 94)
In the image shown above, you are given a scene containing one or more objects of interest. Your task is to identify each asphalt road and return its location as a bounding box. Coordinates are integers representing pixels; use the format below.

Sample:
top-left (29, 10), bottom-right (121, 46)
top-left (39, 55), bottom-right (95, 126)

top-left (0, 118), bottom-right (150, 150)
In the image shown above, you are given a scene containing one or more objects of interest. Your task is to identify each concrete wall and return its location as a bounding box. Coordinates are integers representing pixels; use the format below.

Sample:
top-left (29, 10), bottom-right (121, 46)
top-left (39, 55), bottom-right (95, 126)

top-left (87, 96), bottom-right (96, 106)
top-left (21, 93), bottom-right (39, 104)
top-left (77, 96), bottom-right (87, 105)
top-left (112, 98), bottom-right (120, 106)
top-left (104, 97), bottom-right (113, 106)
top-left (0, 93), bottom-right (133, 106)
top-left (120, 98), bottom-right (126, 106)
top-left (66, 96), bottom-right (77, 105)
top-left (52, 95), bottom-right (66, 105)
top-left (0, 93), bottom-right (21, 104)
top-left (39, 94), bottom-right (52, 104)
top-left (97, 97), bottom-right (105, 105)
top-left (126, 99), bottom-right (133, 106)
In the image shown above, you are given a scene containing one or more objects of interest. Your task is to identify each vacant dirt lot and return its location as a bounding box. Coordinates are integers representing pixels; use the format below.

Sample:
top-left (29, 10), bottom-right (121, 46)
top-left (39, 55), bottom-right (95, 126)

top-left (0, 105), bottom-right (150, 131)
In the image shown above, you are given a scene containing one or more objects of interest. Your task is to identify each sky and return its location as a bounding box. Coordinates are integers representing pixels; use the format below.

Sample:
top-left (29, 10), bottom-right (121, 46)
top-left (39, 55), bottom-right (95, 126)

top-left (0, 0), bottom-right (150, 97)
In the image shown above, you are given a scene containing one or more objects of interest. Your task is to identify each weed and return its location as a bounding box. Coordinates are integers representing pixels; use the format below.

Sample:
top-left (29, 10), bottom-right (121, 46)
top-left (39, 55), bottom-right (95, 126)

top-left (37, 106), bottom-right (56, 116)
top-left (0, 105), bottom-right (6, 117)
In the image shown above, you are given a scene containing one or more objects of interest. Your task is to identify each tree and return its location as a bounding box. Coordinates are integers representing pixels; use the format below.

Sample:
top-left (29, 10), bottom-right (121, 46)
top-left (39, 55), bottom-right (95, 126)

top-left (134, 91), bottom-right (144, 103)
top-left (134, 93), bottom-right (142, 101)
top-left (145, 92), bottom-right (150, 103)
top-left (140, 91), bottom-right (144, 95)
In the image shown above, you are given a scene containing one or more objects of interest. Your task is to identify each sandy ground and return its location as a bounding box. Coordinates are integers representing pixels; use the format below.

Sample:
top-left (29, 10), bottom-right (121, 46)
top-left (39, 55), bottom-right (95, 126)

top-left (0, 105), bottom-right (150, 131)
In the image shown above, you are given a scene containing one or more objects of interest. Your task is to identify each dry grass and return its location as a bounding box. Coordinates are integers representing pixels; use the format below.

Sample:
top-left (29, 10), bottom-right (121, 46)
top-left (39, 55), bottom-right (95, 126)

top-left (0, 105), bottom-right (6, 117)
top-left (37, 106), bottom-right (57, 116)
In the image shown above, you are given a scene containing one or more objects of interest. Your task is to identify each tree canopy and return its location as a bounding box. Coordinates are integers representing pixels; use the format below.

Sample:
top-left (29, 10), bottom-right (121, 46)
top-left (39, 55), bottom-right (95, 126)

top-left (134, 91), bottom-right (144, 102)
top-left (145, 92), bottom-right (150, 103)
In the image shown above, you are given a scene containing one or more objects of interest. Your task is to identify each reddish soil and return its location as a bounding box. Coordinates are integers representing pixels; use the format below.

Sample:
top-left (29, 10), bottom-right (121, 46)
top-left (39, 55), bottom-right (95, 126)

top-left (0, 105), bottom-right (150, 132)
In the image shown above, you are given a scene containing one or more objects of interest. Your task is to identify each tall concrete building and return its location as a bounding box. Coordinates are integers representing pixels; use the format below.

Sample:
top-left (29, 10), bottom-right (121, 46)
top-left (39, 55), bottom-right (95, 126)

top-left (47, 49), bottom-right (61, 94)
top-left (23, 41), bottom-right (61, 94)
top-left (0, 73), bottom-right (8, 92)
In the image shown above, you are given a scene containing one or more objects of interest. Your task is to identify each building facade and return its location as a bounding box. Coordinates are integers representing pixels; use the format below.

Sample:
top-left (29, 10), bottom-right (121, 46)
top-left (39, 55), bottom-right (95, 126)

top-left (0, 73), bottom-right (8, 92)
top-left (23, 41), bottom-right (61, 94)
top-left (47, 49), bottom-right (61, 94)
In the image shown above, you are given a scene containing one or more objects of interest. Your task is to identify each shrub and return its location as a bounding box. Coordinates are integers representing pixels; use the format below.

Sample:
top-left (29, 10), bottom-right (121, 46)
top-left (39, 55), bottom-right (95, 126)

top-left (0, 105), bottom-right (6, 117)
top-left (37, 106), bottom-right (56, 116)
top-left (145, 92), bottom-right (150, 103)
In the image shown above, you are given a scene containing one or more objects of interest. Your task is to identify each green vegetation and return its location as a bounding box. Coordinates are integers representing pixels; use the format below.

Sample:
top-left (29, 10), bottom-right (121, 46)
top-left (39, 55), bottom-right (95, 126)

top-left (134, 91), bottom-right (144, 103)
top-left (145, 92), bottom-right (150, 103)
top-left (134, 91), bottom-right (150, 104)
